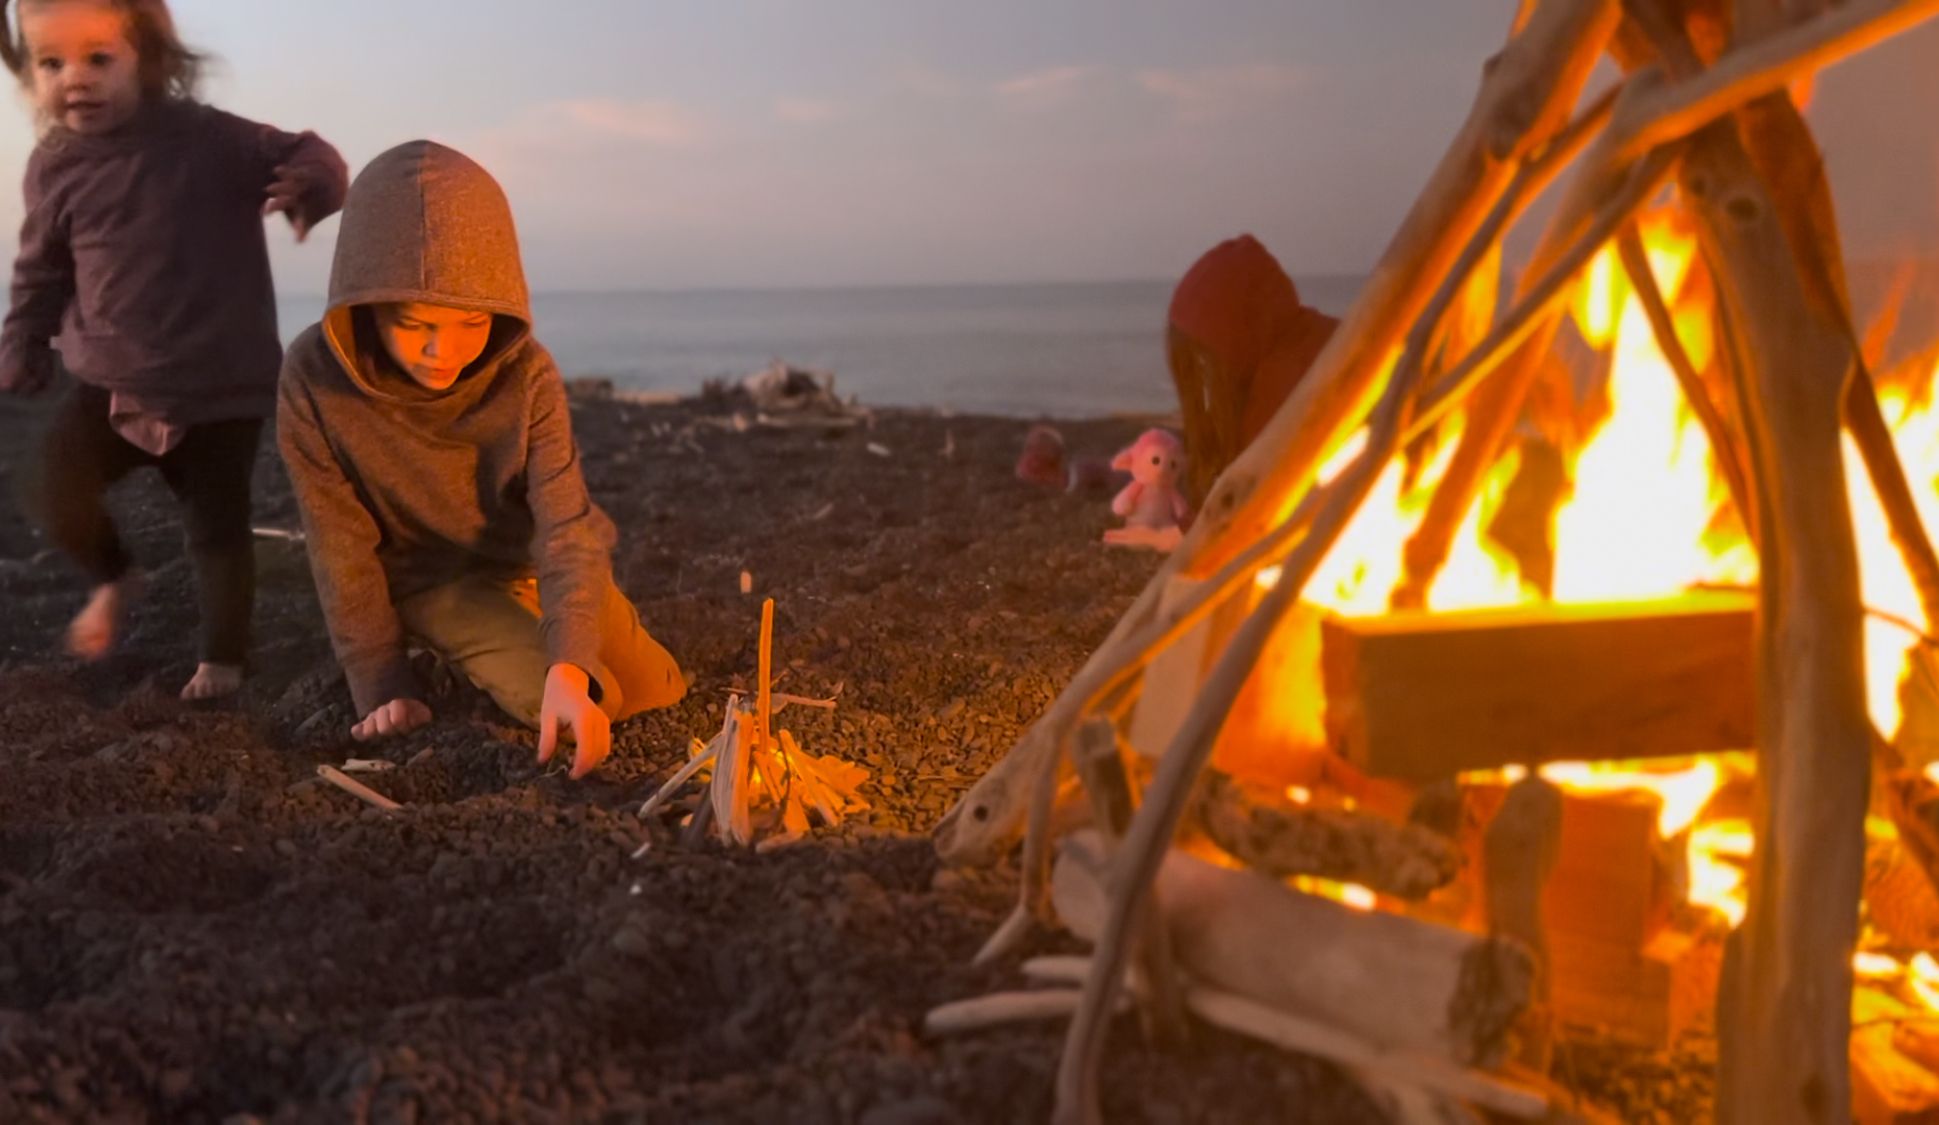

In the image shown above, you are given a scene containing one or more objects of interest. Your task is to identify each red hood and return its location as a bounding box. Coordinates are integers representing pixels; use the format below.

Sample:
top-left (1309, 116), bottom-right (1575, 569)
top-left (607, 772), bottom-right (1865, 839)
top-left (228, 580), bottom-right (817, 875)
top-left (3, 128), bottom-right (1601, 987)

top-left (1167, 234), bottom-right (1305, 376)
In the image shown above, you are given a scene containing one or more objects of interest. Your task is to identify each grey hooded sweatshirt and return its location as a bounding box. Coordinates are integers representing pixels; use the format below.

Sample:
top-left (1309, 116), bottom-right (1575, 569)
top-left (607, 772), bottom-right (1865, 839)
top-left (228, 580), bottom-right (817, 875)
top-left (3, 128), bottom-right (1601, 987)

top-left (277, 141), bottom-right (618, 715)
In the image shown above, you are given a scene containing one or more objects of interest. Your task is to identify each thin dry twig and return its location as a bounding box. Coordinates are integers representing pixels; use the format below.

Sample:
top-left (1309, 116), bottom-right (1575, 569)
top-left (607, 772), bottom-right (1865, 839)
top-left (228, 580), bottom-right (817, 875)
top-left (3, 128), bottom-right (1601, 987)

top-left (316, 765), bottom-right (403, 813)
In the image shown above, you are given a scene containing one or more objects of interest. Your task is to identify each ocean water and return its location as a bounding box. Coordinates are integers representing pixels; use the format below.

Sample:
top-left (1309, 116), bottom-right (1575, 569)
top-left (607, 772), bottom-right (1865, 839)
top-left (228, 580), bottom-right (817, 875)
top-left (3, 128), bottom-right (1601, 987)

top-left (277, 275), bottom-right (1368, 420)
top-left (277, 263), bottom-right (1937, 419)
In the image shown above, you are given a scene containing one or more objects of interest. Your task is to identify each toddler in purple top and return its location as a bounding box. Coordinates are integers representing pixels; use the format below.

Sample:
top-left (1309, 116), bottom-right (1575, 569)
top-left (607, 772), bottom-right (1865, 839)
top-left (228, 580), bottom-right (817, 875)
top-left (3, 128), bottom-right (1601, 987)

top-left (0, 0), bottom-right (346, 699)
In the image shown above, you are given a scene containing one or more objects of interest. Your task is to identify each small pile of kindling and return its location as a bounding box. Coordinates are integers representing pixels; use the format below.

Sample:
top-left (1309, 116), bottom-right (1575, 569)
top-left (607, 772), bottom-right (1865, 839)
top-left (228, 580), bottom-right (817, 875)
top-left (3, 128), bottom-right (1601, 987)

top-left (635, 599), bottom-right (868, 851)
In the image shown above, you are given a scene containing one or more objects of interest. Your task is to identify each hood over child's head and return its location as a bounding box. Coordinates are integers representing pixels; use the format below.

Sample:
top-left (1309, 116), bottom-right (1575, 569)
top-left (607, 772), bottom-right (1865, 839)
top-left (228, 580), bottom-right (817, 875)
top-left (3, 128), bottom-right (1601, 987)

top-left (324, 140), bottom-right (533, 400)
top-left (3, 0), bottom-right (202, 134)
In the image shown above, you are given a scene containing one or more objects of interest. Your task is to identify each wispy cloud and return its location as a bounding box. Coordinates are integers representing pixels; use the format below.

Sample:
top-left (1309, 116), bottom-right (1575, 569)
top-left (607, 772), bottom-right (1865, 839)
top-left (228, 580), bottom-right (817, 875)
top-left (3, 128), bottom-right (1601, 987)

top-left (995, 65), bottom-right (1098, 107)
top-left (1136, 63), bottom-right (1312, 121)
top-left (774, 97), bottom-right (842, 125)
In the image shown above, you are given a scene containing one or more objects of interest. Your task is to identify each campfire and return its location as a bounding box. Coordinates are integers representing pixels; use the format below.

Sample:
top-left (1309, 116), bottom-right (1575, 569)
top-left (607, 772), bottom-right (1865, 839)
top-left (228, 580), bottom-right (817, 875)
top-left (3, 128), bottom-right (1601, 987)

top-left (927, 1), bottom-right (1939, 1121)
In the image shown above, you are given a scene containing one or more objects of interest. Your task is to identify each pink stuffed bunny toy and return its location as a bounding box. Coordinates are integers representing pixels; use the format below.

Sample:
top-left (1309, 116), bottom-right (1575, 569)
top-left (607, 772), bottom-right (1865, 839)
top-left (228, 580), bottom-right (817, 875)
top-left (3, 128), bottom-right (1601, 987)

top-left (1110, 428), bottom-right (1190, 531)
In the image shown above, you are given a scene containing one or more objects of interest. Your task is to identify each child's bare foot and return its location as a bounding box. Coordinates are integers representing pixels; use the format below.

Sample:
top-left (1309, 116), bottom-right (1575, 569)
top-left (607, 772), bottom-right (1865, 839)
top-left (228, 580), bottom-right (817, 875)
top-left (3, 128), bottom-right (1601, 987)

top-left (181, 662), bottom-right (244, 701)
top-left (65, 573), bottom-right (143, 661)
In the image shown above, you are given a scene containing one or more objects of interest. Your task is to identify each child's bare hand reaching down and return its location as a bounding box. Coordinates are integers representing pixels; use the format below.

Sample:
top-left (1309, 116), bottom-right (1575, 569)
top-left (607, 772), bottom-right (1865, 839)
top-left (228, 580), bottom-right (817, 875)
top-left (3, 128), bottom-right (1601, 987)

top-left (537, 664), bottom-right (611, 779)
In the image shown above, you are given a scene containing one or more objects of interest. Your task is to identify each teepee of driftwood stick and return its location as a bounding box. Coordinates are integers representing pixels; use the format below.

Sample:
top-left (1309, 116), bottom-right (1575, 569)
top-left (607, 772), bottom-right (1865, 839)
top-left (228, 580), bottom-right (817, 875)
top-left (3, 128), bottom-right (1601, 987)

top-left (635, 598), bottom-right (867, 851)
top-left (929, 2), bottom-right (1939, 1121)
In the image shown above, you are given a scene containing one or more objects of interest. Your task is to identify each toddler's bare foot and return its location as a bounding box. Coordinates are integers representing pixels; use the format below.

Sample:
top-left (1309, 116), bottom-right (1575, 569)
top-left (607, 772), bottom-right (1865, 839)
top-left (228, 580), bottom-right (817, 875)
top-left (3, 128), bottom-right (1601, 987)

top-left (65, 573), bottom-right (143, 661)
top-left (181, 662), bottom-right (244, 702)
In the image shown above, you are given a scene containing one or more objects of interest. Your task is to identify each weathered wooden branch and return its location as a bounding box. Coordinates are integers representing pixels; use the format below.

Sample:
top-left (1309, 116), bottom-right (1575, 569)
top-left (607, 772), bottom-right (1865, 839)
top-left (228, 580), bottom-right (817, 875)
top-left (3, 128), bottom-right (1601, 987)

top-left (922, 990), bottom-right (1089, 1037)
top-left (1483, 775), bottom-right (1563, 996)
top-left (316, 765), bottom-right (402, 813)
top-left (637, 738), bottom-right (719, 821)
top-left (1014, 953), bottom-right (1549, 1119)
top-left (1483, 774), bottom-right (1564, 1071)
top-left (970, 745), bottom-right (1063, 967)
top-left (1072, 719), bottom-right (1188, 1048)
top-left (1183, 988), bottom-right (1549, 1122)
top-left (1686, 117), bottom-right (1872, 1123)
top-left (709, 700), bottom-right (751, 845)
top-left (1617, 226), bottom-right (1757, 543)
top-left (1613, 0), bottom-right (1939, 164)
top-left (1195, 772), bottom-right (1462, 899)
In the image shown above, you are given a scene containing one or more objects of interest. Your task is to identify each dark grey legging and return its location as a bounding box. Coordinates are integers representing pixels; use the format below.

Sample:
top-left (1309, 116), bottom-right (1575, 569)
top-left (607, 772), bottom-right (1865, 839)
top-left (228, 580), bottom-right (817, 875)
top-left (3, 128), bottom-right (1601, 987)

top-left (17, 381), bottom-right (260, 665)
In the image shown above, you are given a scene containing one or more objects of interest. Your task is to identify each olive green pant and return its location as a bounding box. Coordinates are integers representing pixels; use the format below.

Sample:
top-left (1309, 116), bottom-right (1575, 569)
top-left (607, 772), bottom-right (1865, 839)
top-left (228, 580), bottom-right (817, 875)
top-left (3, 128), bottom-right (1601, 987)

top-left (395, 574), bottom-right (685, 727)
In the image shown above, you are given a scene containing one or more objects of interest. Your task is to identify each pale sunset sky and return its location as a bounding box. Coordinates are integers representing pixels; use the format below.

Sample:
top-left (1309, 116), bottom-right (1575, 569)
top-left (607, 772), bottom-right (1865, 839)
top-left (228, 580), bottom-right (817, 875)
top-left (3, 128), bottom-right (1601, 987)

top-left (2, 1), bottom-right (1937, 294)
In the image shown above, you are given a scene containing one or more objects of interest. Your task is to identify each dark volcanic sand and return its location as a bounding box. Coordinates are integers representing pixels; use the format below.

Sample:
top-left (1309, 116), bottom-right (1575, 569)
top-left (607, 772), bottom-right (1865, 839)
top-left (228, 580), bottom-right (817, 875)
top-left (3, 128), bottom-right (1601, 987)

top-left (0, 385), bottom-right (1395, 1124)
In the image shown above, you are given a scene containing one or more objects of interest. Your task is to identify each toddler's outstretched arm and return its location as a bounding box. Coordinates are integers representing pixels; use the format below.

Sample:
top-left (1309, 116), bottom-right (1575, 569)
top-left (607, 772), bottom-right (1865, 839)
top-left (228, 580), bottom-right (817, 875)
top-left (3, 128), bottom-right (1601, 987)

top-left (221, 111), bottom-right (349, 242)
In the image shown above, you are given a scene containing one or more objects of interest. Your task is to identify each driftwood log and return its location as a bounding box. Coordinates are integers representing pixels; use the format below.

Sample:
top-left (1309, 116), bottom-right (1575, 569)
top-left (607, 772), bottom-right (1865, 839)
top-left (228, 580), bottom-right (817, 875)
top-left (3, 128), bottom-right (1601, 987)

top-left (1051, 831), bottom-right (1534, 1069)
top-left (1686, 114), bottom-right (1872, 1124)
top-left (1009, 955), bottom-right (1552, 1120)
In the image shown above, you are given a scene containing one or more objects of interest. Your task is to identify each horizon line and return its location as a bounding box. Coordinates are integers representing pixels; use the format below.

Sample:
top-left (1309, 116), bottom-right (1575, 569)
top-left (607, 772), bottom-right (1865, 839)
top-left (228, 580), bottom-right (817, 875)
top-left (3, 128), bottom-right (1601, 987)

top-left (273, 272), bottom-right (1381, 302)
top-left (273, 253), bottom-right (1939, 303)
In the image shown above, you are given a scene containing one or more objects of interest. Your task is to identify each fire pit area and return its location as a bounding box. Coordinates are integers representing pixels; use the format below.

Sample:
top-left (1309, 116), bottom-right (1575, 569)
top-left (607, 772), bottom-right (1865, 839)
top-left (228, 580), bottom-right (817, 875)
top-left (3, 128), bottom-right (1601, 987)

top-left (933, 1), bottom-right (1939, 1120)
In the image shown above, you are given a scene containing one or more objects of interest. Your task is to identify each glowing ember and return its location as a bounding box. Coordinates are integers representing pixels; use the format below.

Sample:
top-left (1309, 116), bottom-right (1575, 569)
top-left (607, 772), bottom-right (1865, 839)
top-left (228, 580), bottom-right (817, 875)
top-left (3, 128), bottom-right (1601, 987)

top-left (1911, 953), bottom-right (1939, 1012)
top-left (1855, 951), bottom-right (1905, 980)
top-left (1339, 884), bottom-right (1378, 912)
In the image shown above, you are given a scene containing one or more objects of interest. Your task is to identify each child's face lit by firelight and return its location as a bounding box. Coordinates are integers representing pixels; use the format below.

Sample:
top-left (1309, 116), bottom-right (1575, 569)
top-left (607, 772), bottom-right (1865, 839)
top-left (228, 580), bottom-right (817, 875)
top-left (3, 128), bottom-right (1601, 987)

top-left (375, 303), bottom-right (494, 391)
top-left (22, 1), bottom-right (142, 135)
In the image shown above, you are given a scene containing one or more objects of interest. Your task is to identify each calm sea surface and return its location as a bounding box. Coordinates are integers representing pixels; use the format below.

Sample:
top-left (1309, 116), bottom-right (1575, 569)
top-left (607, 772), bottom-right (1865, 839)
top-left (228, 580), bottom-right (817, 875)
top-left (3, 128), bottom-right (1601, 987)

top-left (277, 263), bottom-right (1936, 419)
top-left (278, 276), bottom-right (1367, 419)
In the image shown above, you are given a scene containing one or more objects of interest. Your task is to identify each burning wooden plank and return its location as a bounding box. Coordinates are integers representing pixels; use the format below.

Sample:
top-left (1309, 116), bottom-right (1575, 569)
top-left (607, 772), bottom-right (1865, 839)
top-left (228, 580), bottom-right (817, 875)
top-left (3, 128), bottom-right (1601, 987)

top-left (1464, 781), bottom-right (1680, 950)
top-left (1319, 592), bottom-right (1754, 782)
top-left (1459, 772), bottom-right (1727, 1048)
top-left (1547, 925), bottom-right (1722, 1049)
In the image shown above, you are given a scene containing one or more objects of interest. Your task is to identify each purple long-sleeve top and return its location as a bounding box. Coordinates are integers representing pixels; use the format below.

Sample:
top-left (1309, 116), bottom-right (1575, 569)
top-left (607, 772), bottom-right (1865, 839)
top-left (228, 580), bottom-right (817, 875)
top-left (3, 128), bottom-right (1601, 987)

top-left (0, 99), bottom-right (347, 431)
